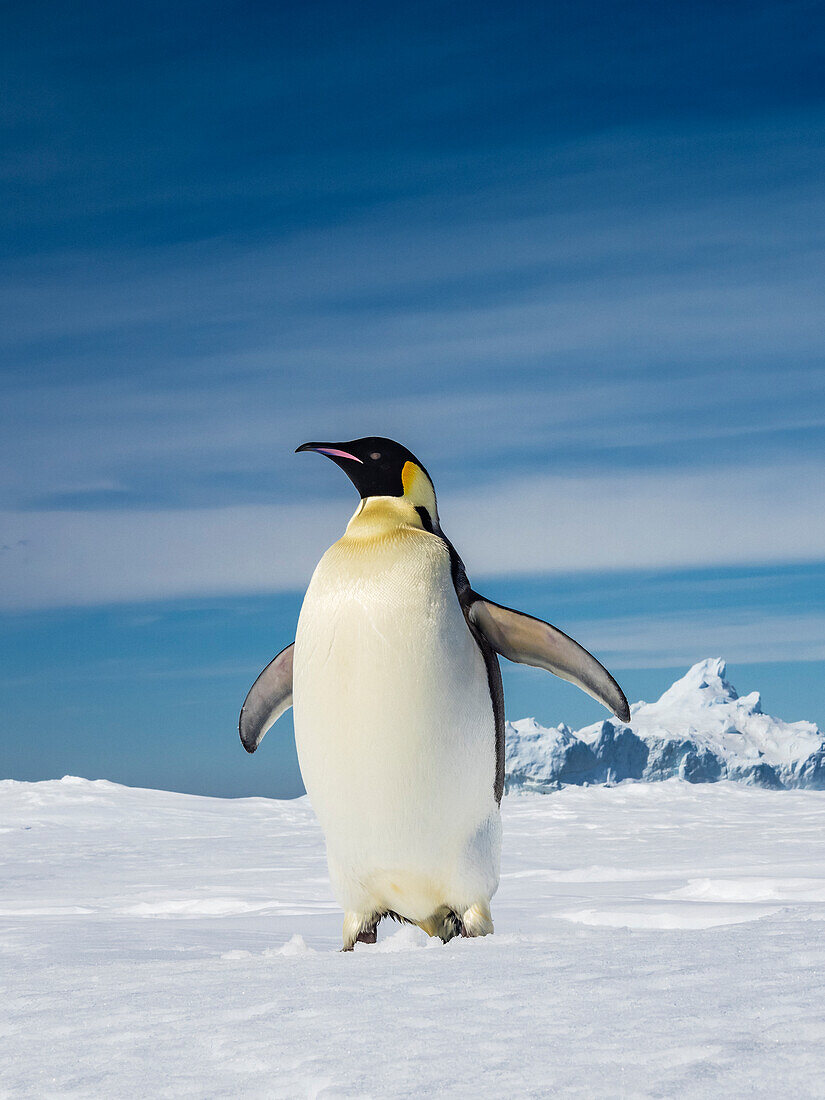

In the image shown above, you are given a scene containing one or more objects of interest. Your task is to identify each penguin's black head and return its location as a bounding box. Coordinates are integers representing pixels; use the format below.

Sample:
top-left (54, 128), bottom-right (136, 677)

top-left (296, 436), bottom-right (439, 527)
top-left (295, 436), bottom-right (425, 497)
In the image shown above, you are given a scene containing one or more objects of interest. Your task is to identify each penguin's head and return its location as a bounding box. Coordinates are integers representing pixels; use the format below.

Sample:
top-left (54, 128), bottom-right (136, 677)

top-left (296, 436), bottom-right (439, 531)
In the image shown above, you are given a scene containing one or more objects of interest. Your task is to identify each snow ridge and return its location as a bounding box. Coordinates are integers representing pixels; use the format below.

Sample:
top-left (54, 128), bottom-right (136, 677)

top-left (505, 658), bottom-right (825, 792)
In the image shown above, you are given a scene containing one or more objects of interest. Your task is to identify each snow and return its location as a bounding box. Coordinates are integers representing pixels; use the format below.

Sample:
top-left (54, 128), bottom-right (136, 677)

top-left (506, 658), bottom-right (825, 791)
top-left (3, 776), bottom-right (825, 1096)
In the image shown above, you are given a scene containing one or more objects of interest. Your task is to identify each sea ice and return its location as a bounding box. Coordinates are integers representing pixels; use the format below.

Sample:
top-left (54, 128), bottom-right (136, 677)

top-left (2, 775), bottom-right (825, 1096)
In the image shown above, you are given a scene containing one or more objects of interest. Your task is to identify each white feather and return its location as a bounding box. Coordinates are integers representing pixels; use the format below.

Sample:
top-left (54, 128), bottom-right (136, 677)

top-left (292, 496), bottom-right (501, 927)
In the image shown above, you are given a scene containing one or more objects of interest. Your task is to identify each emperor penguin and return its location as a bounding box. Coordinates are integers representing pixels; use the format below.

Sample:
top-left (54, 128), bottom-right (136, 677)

top-left (240, 437), bottom-right (630, 950)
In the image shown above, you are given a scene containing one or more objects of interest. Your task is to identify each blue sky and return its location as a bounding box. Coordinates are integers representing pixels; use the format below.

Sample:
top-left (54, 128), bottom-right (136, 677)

top-left (2, 1), bottom-right (824, 796)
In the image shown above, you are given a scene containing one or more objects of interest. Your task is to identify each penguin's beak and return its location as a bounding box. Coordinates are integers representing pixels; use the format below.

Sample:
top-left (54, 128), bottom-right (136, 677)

top-left (295, 442), bottom-right (364, 464)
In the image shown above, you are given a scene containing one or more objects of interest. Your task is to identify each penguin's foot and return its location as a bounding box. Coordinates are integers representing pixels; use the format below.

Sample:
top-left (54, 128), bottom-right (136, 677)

top-left (417, 907), bottom-right (466, 943)
top-left (355, 922), bottom-right (378, 945)
top-left (459, 901), bottom-right (494, 938)
top-left (418, 908), bottom-right (453, 941)
top-left (342, 911), bottom-right (379, 951)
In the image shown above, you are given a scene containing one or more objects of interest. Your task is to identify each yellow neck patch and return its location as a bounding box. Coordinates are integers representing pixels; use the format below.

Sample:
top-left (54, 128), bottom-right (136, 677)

top-left (401, 460), bottom-right (420, 497)
top-left (401, 461), bottom-right (438, 522)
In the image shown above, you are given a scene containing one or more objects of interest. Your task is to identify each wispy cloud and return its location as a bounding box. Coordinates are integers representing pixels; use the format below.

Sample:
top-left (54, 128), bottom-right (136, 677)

top-left (5, 367), bottom-right (822, 509)
top-left (570, 609), bottom-right (825, 670)
top-left (3, 457), bottom-right (824, 610)
top-left (2, 118), bottom-right (824, 514)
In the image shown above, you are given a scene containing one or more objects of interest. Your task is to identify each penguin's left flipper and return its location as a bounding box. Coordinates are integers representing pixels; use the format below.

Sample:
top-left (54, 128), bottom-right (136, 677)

top-left (468, 597), bottom-right (630, 722)
top-left (239, 643), bottom-right (294, 753)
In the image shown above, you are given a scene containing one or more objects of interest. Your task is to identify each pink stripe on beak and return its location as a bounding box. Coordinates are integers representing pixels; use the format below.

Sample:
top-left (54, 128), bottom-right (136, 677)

top-left (313, 447), bottom-right (364, 463)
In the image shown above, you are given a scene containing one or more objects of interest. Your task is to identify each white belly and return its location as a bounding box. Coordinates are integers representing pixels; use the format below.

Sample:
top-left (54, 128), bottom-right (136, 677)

top-left (292, 520), bottom-right (500, 922)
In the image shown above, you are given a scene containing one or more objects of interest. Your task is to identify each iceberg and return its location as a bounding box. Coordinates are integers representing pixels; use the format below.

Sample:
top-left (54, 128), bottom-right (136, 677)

top-left (505, 658), bottom-right (825, 791)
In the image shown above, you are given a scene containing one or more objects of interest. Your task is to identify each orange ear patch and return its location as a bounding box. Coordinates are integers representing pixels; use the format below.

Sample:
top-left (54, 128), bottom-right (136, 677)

top-left (401, 460), bottom-right (420, 497)
top-left (401, 459), bottom-right (438, 521)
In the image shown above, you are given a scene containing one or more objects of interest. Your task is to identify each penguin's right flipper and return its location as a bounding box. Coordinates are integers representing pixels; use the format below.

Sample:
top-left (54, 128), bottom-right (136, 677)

top-left (468, 597), bottom-right (630, 722)
top-left (239, 643), bottom-right (294, 753)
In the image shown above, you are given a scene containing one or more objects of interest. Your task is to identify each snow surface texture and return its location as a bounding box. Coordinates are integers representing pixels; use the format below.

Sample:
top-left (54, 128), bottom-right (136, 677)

top-left (2, 777), bottom-right (825, 1097)
top-left (506, 658), bottom-right (825, 792)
